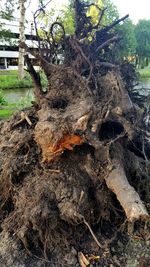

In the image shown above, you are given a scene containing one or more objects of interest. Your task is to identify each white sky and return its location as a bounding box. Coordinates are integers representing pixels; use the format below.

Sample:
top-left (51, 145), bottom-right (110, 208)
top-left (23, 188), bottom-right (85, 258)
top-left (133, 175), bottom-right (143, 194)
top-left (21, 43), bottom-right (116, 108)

top-left (27, 0), bottom-right (150, 24)
top-left (112, 0), bottom-right (150, 24)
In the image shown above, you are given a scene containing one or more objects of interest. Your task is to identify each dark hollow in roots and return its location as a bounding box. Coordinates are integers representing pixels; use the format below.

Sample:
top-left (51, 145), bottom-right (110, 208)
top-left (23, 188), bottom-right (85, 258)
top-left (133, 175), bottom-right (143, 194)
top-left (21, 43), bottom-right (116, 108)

top-left (50, 97), bottom-right (69, 110)
top-left (99, 121), bottom-right (124, 141)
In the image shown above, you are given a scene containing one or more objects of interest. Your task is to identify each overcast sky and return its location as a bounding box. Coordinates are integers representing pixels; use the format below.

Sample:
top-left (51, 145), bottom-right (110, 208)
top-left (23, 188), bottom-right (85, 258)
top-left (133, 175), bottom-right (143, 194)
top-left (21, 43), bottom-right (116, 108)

top-left (27, 0), bottom-right (150, 24)
top-left (112, 0), bottom-right (150, 23)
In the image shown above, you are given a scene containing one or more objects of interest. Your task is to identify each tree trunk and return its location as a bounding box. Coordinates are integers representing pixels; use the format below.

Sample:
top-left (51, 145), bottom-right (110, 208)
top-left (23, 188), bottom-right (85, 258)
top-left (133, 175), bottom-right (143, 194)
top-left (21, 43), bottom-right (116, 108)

top-left (18, 0), bottom-right (26, 79)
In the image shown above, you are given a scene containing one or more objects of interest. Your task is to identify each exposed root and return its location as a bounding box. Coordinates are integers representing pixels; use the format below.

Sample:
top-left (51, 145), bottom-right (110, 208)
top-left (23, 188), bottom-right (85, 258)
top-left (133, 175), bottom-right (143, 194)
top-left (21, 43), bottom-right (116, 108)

top-left (106, 160), bottom-right (149, 222)
top-left (83, 217), bottom-right (105, 249)
top-left (13, 111), bottom-right (32, 127)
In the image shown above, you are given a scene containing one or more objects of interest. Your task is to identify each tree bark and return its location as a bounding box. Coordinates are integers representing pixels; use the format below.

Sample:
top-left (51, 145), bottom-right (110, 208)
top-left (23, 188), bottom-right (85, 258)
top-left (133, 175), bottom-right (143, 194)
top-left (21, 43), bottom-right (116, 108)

top-left (105, 160), bottom-right (149, 222)
top-left (18, 0), bottom-right (26, 79)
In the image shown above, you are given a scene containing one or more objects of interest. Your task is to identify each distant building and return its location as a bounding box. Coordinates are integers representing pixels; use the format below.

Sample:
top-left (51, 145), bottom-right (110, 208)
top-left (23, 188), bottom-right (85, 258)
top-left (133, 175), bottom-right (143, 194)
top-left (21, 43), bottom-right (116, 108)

top-left (0, 18), bottom-right (38, 69)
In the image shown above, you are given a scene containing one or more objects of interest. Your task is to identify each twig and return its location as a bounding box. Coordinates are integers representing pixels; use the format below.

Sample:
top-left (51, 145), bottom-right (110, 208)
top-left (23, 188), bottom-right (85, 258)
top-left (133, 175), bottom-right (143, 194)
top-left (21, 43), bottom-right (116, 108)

top-left (101, 14), bottom-right (129, 33)
top-left (25, 0), bottom-right (31, 10)
top-left (24, 54), bottom-right (43, 102)
top-left (49, 22), bottom-right (66, 61)
top-left (39, 0), bottom-right (52, 9)
top-left (70, 37), bottom-right (93, 81)
top-left (93, 7), bottom-right (107, 29)
top-left (20, 42), bottom-right (57, 75)
top-left (83, 217), bottom-right (104, 249)
top-left (96, 35), bottom-right (120, 52)
top-left (50, 22), bottom-right (65, 44)
top-left (78, 251), bottom-right (90, 266)
top-left (13, 112), bottom-right (32, 127)
top-left (33, 0), bottom-right (52, 50)
top-left (96, 61), bottom-right (117, 69)
top-left (49, 169), bottom-right (60, 173)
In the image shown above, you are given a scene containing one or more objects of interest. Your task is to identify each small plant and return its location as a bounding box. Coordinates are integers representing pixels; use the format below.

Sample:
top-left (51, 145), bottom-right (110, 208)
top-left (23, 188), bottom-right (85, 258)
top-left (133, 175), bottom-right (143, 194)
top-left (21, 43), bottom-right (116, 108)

top-left (0, 91), bottom-right (7, 105)
top-left (17, 94), bottom-right (34, 109)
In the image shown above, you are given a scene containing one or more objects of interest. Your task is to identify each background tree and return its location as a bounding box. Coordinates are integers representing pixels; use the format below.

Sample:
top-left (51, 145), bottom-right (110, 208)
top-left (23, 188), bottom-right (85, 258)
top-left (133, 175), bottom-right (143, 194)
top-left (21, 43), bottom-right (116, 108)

top-left (62, 0), bottom-right (75, 35)
top-left (59, 0), bottom-right (135, 64)
top-left (102, 0), bottom-right (119, 24)
top-left (114, 19), bottom-right (137, 62)
top-left (0, 0), bottom-right (15, 20)
top-left (135, 19), bottom-right (150, 68)
top-left (18, 0), bottom-right (26, 79)
top-left (0, 0), bottom-right (25, 72)
top-left (59, 0), bottom-right (119, 35)
top-left (0, 0), bottom-right (15, 41)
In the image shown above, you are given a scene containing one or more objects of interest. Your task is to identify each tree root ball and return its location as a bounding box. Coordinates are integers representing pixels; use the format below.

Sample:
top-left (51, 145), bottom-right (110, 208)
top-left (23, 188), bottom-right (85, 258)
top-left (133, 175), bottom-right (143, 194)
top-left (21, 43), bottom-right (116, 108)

top-left (1, 0), bottom-right (150, 265)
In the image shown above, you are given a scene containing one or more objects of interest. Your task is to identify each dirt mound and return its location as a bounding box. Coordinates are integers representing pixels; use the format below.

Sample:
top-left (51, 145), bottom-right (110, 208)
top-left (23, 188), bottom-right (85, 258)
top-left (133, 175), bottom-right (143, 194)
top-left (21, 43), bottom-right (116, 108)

top-left (0, 94), bottom-right (150, 267)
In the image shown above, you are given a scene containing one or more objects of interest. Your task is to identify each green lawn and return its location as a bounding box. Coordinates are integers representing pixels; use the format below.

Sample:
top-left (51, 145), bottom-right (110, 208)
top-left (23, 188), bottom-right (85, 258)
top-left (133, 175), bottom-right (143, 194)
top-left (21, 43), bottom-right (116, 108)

top-left (0, 70), bottom-right (18, 76)
top-left (0, 108), bottom-right (14, 119)
top-left (138, 69), bottom-right (150, 78)
top-left (0, 97), bottom-right (33, 120)
top-left (0, 69), bottom-right (48, 120)
top-left (0, 69), bottom-right (47, 89)
top-left (0, 71), bottom-right (32, 89)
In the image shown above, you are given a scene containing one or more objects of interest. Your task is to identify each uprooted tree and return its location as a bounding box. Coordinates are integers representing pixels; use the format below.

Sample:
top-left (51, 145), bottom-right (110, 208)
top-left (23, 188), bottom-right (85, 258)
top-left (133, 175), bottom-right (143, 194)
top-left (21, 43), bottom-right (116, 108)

top-left (0, 0), bottom-right (150, 266)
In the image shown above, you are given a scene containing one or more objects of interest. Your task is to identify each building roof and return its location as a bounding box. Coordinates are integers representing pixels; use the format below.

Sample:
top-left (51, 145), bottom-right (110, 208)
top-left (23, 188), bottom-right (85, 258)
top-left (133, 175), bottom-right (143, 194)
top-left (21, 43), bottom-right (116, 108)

top-left (0, 18), bottom-right (36, 36)
top-left (0, 50), bottom-right (34, 58)
top-left (0, 38), bottom-right (38, 47)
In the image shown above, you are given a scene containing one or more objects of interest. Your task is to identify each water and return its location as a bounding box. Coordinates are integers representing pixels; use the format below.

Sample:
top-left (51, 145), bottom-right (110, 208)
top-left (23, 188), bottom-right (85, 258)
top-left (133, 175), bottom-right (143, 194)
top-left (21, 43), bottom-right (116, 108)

top-left (137, 78), bottom-right (150, 90)
top-left (3, 87), bottom-right (33, 103)
top-left (0, 88), bottom-right (34, 120)
top-left (0, 79), bottom-right (150, 121)
top-left (3, 78), bottom-right (150, 103)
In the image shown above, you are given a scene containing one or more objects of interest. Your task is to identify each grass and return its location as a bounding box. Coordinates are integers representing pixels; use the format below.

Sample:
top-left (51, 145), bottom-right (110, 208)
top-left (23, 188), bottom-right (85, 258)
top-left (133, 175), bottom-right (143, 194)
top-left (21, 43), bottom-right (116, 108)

top-left (138, 69), bottom-right (150, 79)
top-left (0, 70), bottom-right (18, 76)
top-left (0, 69), bottom-right (48, 89)
top-left (0, 93), bottom-right (34, 120)
top-left (0, 72), bottom-right (33, 89)
top-left (0, 109), bottom-right (14, 119)
top-left (0, 90), bottom-right (8, 105)
top-left (0, 69), bottom-right (48, 120)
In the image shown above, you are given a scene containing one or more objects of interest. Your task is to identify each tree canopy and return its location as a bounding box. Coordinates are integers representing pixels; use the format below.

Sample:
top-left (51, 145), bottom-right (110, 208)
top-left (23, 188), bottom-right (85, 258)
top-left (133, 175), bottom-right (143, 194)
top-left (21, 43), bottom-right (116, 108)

top-left (62, 0), bottom-right (119, 35)
top-left (53, 0), bottom-right (136, 62)
top-left (0, 0), bottom-right (15, 39)
top-left (114, 19), bottom-right (137, 62)
top-left (135, 19), bottom-right (150, 67)
top-left (1, 0), bottom-right (150, 66)
top-left (0, 0), bottom-right (15, 20)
